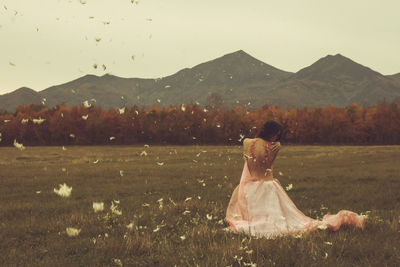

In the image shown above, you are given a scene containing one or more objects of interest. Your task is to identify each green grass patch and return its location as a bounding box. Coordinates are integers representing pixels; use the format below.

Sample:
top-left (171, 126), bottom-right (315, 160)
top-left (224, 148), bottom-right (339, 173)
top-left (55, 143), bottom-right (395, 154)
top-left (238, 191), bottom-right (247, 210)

top-left (0, 145), bottom-right (399, 266)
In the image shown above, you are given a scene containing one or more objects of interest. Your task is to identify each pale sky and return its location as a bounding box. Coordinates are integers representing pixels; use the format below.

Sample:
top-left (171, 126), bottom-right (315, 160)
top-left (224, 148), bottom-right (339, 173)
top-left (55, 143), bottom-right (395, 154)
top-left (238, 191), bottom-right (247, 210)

top-left (1, 0), bottom-right (399, 94)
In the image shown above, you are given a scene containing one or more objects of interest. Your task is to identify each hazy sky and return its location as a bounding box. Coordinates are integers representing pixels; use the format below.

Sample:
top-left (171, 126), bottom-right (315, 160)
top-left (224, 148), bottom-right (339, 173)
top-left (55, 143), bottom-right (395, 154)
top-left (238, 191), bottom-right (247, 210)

top-left (1, 0), bottom-right (399, 94)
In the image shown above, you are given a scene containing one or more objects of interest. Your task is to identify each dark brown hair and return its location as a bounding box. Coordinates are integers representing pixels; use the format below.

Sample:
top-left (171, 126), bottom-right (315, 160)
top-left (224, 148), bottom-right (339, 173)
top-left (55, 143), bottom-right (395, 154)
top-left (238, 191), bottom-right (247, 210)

top-left (256, 120), bottom-right (283, 141)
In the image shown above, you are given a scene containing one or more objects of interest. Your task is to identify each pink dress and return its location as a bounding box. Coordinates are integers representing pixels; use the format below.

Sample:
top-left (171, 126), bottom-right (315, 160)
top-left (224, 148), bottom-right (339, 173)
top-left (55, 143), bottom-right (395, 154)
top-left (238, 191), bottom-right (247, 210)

top-left (225, 139), bottom-right (365, 238)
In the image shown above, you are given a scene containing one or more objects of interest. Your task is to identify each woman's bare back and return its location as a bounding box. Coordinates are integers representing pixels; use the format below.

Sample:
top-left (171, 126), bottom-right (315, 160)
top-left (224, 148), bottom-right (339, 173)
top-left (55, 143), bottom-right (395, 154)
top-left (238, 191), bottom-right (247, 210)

top-left (243, 138), bottom-right (280, 180)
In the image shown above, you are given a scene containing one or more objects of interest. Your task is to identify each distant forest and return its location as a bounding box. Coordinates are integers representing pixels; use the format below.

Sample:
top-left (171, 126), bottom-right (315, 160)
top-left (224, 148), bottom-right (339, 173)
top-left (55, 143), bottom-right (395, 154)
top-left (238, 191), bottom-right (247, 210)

top-left (0, 101), bottom-right (399, 146)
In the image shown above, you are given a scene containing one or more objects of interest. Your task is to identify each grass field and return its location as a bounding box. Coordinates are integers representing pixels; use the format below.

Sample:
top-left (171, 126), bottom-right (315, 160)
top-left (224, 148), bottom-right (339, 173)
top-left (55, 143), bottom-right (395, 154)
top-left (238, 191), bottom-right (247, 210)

top-left (0, 144), bottom-right (399, 266)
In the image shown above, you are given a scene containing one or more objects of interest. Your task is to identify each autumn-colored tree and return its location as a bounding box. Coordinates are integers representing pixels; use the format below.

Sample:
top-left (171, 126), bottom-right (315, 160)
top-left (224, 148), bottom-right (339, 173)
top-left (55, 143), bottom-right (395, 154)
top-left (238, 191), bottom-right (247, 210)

top-left (1, 102), bottom-right (400, 146)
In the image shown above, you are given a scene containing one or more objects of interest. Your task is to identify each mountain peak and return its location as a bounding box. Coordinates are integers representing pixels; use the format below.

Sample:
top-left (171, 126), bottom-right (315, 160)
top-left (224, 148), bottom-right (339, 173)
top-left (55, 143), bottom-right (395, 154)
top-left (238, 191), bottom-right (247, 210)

top-left (228, 49), bottom-right (249, 56)
top-left (321, 53), bottom-right (352, 63)
top-left (220, 50), bottom-right (257, 61)
top-left (82, 74), bottom-right (99, 79)
top-left (203, 50), bottom-right (292, 75)
top-left (295, 53), bottom-right (381, 80)
top-left (162, 49), bottom-right (292, 86)
top-left (14, 87), bottom-right (37, 93)
top-left (99, 73), bottom-right (126, 80)
top-left (0, 86), bottom-right (42, 111)
top-left (4, 87), bottom-right (38, 96)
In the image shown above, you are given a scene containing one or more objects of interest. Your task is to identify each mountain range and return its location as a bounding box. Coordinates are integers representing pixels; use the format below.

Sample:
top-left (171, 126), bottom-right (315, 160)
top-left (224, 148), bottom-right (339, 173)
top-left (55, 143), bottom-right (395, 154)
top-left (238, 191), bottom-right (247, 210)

top-left (1, 50), bottom-right (400, 112)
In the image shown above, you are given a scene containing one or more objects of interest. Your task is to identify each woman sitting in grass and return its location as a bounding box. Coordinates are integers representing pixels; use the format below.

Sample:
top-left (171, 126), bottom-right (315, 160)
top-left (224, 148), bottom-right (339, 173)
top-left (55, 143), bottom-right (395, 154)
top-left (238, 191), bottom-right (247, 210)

top-left (225, 120), bottom-right (365, 238)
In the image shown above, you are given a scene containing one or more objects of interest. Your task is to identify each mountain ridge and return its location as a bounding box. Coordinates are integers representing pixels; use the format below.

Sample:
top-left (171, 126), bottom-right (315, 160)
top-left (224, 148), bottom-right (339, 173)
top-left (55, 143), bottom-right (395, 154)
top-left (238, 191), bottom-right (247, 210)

top-left (1, 50), bottom-right (399, 112)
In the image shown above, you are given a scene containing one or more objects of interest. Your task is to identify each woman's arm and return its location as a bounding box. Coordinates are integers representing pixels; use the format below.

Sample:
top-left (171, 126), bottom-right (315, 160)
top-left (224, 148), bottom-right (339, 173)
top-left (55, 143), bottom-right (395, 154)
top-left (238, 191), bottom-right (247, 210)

top-left (274, 178), bottom-right (281, 185)
top-left (270, 141), bottom-right (281, 153)
top-left (269, 141), bottom-right (281, 163)
top-left (242, 138), bottom-right (251, 160)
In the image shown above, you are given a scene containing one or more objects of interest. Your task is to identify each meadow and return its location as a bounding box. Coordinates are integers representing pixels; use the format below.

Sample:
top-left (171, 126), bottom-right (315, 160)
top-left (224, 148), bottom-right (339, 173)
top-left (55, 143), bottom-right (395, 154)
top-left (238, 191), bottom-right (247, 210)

top-left (0, 144), bottom-right (399, 266)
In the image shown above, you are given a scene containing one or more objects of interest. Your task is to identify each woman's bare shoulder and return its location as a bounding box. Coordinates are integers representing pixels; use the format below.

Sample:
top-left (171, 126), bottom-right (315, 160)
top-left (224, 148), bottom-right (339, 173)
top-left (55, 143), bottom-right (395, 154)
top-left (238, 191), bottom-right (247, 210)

top-left (243, 138), bottom-right (255, 145)
top-left (243, 138), bottom-right (253, 150)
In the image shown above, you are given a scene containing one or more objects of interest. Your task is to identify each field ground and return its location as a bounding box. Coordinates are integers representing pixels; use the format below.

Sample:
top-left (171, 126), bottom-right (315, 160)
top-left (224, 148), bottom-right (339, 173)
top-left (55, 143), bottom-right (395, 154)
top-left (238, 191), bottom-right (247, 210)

top-left (0, 145), bottom-right (400, 266)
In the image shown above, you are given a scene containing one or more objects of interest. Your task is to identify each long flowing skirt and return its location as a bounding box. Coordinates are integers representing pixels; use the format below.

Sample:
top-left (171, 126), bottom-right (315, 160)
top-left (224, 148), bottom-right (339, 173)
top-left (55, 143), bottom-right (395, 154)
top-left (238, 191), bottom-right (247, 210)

top-left (225, 162), bottom-right (365, 238)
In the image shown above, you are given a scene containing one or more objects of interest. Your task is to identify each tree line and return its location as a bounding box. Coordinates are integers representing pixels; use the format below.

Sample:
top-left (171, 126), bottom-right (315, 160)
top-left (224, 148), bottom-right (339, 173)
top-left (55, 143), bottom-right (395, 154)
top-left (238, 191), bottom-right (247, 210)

top-left (0, 101), bottom-right (399, 146)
